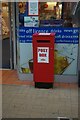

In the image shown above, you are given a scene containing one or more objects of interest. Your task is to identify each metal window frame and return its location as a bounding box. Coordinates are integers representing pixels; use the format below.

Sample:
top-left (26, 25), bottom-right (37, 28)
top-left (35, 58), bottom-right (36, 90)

top-left (8, 2), bottom-right (17, 69)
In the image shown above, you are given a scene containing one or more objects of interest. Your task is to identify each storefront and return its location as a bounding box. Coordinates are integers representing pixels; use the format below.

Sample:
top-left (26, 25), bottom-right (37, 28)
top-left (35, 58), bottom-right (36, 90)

top-left (16, 2), bottom-right (80, 83)
top-left (2, 2), bottom-right (79, 83)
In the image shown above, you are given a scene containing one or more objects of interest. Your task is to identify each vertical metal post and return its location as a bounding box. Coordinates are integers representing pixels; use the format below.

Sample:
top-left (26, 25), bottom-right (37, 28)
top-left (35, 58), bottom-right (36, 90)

top-left (78, 29), bottom-right (80, 87)
top-left (8, 2), bottom-right (17, 69)
top-left (15, 2), bottom-right (20, 70)
top-left (0, 2), bottom-right (2, 68)
top-left (8, 2), bottom-right (13, 69)
top-left (11, 2), bottom-right (17, 69)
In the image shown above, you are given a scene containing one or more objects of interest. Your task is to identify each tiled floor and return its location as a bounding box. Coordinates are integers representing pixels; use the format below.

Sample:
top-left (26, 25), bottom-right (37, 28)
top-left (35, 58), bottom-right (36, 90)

top-left (1, 70), bottom-right (34, 86)
top-left (1, 70), bottom-right (78, 118)
top-left (1, 70), bottom-right (78, 88)
top-left (2, 84), bottom-right (78, 118)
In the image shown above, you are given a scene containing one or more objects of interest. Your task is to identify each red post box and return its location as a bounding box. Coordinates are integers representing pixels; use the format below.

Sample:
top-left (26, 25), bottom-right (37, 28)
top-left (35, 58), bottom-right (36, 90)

top-left (33, 33), bottom-right (55, 88)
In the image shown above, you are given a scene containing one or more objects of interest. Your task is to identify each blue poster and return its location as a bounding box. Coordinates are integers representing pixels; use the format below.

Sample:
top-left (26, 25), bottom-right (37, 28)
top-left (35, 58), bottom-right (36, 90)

top-left (18, 27), bottom-right (79, 44)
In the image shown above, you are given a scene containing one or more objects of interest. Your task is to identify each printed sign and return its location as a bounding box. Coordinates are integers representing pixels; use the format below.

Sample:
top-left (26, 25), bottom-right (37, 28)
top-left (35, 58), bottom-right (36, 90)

top-left (19, 27), bottom-right (79, 44)
top-left (24, 16), bottom-right (39, 27)
top-left (37, 47), bottom-right (49, 63)
top-left (28, 0), bottom-right (38, 16)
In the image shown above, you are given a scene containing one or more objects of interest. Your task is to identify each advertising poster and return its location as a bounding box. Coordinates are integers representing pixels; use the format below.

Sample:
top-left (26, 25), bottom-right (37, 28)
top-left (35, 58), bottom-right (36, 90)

top-left (54, 44), bottom-right (78, 75)
top-left (19, 43), bottom-right (78, 75)
top-left (18, 27), bottom-right (79, 75)
top-left (19, 43), bottom-right (33, 73)
top-left (24, 16), bottom-right (39, 27)
top-left (28, 0), bottom-right (38, 16)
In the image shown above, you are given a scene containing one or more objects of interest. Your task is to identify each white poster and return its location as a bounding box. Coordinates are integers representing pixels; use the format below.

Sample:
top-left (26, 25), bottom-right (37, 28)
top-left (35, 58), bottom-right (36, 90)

top-left (28, 0), bottom-right (38, 15)
top-left (37, 47), bottom-right (49, 63)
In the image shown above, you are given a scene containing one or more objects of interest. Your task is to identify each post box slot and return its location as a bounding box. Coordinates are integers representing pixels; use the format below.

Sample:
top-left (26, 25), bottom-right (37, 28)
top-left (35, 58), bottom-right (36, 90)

top-left (37, 40), bottom-right (50, 43)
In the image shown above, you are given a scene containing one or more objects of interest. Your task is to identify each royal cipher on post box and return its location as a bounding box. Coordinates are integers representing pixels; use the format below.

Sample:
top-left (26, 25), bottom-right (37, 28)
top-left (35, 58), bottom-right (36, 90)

top-left (33, 33), bottom-right (55, 88)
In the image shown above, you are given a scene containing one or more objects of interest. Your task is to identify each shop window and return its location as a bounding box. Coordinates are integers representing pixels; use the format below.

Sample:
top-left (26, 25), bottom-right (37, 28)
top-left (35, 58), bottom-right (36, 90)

top-left (39, 2), bottom-right (63, 27)
top-left (39, 2), bottom-right (62, 21)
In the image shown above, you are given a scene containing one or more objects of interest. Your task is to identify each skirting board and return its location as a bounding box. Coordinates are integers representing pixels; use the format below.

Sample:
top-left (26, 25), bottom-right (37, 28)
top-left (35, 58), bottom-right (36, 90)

top-left (17, 71), bottom-right (78, 83)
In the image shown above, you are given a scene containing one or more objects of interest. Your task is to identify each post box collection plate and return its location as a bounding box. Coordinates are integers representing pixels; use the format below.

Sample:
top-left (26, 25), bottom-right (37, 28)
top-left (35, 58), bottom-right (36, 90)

top-left (37, 47), bottom-right (49, 63)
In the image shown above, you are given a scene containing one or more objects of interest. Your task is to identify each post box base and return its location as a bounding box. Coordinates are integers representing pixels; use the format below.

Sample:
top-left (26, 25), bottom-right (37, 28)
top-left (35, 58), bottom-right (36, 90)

top-left (35, 82), bottom-right (53, 89)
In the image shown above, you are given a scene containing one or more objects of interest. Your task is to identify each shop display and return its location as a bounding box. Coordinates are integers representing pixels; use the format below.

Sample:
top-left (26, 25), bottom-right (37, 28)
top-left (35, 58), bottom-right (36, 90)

top-left (0, 9), bottom-right (1, 36)
top-left (2, 17), bottom-right (9, 38)
top-left (2, 3), bottom-right (9, 39)
top-left (39, 2), bottom-right (62, 21)
top-left (63, 13), bottom-right (72, 27)
top-left (55, 3), bottom-right (61, 19)
top-left (18, 2), bottom-right (26, 14)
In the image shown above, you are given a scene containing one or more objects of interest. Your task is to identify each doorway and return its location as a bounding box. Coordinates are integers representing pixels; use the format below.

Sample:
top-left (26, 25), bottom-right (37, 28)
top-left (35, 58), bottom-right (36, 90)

top-left (2, 2), bottom-right (17, 69)
top-left (2, 3), bottom-right (10, 68)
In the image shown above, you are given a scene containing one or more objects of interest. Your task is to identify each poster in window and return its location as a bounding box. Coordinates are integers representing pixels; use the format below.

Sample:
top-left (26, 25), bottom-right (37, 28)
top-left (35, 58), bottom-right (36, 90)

top-left (28, 0), bottom-right (38, 16)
